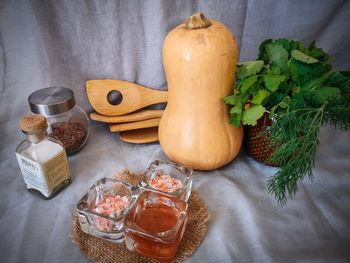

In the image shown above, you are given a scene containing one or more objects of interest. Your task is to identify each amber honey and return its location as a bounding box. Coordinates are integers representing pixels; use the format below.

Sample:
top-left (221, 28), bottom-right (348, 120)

top-left (135, 203), bottom-right (178, 233)
top-left (124, 191), bottom-right (188, 261)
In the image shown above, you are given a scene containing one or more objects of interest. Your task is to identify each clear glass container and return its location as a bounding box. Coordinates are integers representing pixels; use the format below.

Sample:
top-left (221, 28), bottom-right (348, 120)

top-left (124, 190), bottom-right (188, 261)
top-left (28, 87), bottom-right (89, 155)
top-left (139, 160), bottom-right (193, 202)
top-left (76, 177), bottom-right (139, 243)
top-left (16, 114), bottom-right (71, 199)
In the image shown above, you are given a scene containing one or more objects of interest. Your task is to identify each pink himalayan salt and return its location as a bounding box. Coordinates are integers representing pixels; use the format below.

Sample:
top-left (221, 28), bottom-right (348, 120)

top-left (149, 174), bottom-right (183, 193)
top-left (94, 194), bottom-right (129, 216)
top-left (93, 194), bottom-right (130, 231)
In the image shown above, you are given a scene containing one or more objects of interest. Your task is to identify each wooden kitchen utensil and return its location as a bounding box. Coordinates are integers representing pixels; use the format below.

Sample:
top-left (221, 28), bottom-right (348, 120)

top-left (90, 109), bottom-right (164, 123)
top-left (109, 118), bottom-right (161, 132)
top-left (86, 80), bottom-right (168, 116)
top-left (119, 127), bottom-right (159, 143)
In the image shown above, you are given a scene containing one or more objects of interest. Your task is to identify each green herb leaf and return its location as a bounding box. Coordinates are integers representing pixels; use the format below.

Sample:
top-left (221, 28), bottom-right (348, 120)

top-left (312, 87), bottom-right (341, 104)
top-left (230, 115), bottom-right (241, 128)
top-left (258, 39), bottom-right (273, 62)
top-left (291, 49), bottom-right (318, 64)
top-left (279, 96), bottom-right (291, 108)
top-left (273, 39), bottom-right (301, 53)
top-left (290, 59), bottom-right (326, 85)
top-left (236, 65), bottom-right (246, 80)
top-left (252, 89), bottom-right (271, 105)
top-left (237, 76), bottom-right (258, 93)
top-left (307, 41), bottom-right (331, 64)
top-left (302, 71), bottom-right (333, 91)
top-left (340, 80), bottom-right (350, 93)
top-left (242, 105), bottom-right (266, 126)
top-left (273, 39), bottom-right (290, 50)
top-left (266, 92), bottom-right (285, 109)
top-left (229, 103), bottom-right (243, 127)
top-left (269, 96), bottom-right (291, 117)
top-left (223, 95), bottom-right (237, 105)
top-left (264, 74), bottom-right (286, 92)
top-left (265, 43), bottom-right (289, 69)
top-left (329, 72), bottom-right (348, 86)
top-left (237, 60), bottom-right (264, 79)
top-left (269, 105), bottom-right (278, 118)
top-left (268, 65), bottom-right (281, 75)
top-left (230, 103), bottom-right (243, 114)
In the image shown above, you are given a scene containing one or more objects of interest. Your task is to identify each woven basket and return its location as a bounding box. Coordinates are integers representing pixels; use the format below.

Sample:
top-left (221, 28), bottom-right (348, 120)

top-left (245, 113), bottom-right (278, 166)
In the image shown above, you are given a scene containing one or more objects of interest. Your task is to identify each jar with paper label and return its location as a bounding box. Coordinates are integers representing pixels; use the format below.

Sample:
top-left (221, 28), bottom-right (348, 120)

top-left (16, 114), bottom-right (71, 199)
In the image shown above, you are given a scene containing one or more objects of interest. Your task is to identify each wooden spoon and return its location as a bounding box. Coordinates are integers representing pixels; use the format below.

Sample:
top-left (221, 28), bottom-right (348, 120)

top-left (120, 127), bottom-right (159, 143)
top-left (109, 118), bottom-right (161, 132)
top-left (90, 109), bottom-right (164, 123)
top-left (86, 79), bottom-right (168, 116)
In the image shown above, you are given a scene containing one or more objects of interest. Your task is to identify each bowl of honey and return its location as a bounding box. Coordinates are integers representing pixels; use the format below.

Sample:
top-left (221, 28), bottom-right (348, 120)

top-left (124, 190), bottom-right (188, 261)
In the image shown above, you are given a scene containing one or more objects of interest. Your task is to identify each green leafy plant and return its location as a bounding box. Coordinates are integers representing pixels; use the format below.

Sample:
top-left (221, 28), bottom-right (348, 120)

top-left (224, 38), bottom-right (350, 204)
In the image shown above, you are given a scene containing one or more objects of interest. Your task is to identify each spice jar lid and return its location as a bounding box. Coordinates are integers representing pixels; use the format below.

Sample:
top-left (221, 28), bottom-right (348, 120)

top-left (20, 114), bottom-right (48, 132)
top-left (28, 87), bottom-right (75, 116)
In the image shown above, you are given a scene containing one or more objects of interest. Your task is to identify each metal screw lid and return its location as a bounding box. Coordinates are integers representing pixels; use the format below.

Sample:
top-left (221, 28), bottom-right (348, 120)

top-left (20, 114), bottom-right (48, 132)
top-left (28, 87), bottom-right (75, 116)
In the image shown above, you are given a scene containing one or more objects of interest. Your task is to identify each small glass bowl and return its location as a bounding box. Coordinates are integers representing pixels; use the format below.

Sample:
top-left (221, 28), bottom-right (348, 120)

top-left (139, 160), bottom-right (193, 202)
top-left (124, 190), bottom-right (188, 261)
top-left (76, 177), bottom-right (139, 243)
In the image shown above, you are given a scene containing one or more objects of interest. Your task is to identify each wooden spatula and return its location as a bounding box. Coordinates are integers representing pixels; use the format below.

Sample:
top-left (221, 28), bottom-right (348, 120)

top-left (109, 118), bottom-right (161, 132)
top-left (86, 79), bottom-right (168, 116)
top-left (120, 127), bottom-right (159, 143)
top-left (90, 109), bottom-right (164, 123)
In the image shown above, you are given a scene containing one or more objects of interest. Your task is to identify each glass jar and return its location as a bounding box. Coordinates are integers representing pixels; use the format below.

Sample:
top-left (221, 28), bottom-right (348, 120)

top-left (16, 114), bottom-right (71, 199)
top-left (124, 190), bottom-right (188, 261)
top-left (28, 87), bottom-right (89, 155)
top-left (139, 160), bottom-right (193, 202)
top-left (76, 177), bottom-right (139, 243)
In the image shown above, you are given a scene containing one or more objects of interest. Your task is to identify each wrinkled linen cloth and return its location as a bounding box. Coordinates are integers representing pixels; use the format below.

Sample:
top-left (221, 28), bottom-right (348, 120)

top-left (0, 1), bottom-right (349, 262)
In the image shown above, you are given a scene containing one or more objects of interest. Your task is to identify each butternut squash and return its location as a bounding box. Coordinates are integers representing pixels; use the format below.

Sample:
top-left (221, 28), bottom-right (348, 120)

top-left (159, 13), bottom-right (243, 170)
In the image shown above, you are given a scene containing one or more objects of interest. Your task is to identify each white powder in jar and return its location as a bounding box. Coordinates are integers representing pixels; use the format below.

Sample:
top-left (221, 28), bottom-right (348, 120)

top-left (22, 140), bottom-right (65, 163)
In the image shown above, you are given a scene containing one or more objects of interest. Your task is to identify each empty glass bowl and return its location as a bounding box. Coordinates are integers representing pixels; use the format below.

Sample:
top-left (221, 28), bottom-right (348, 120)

top-left (139, 160), bottom-right (193, 202)
top-left (76, 177), bottom-right (139, 243)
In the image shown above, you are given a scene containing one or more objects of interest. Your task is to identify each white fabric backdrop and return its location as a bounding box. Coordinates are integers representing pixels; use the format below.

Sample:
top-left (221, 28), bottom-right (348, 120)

top-left (0, 0), bottom-right (349, 262)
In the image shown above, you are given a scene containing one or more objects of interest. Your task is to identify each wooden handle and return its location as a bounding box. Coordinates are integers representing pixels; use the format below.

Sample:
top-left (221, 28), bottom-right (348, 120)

top-left (86, 79), bottom-right (168, 116)
top-left (109, 118), bottom-right (161, 132)
top-left (120, 127), bottom-right (159, 144)
top-left (90, 110), bottom-right (164, 123)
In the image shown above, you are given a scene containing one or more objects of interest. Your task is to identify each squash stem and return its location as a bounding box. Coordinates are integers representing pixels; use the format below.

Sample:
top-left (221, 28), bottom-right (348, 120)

top-left (185, 12), bottom-right (211, 29)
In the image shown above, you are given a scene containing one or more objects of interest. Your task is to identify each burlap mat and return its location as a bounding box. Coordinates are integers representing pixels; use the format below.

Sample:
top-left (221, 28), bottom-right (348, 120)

top-left (72, 169), bottom-right (210, 263)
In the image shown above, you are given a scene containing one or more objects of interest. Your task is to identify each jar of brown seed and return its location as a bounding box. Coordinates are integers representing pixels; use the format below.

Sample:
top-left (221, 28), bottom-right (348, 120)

top-left (28, 87), bottom-right (89, 155)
